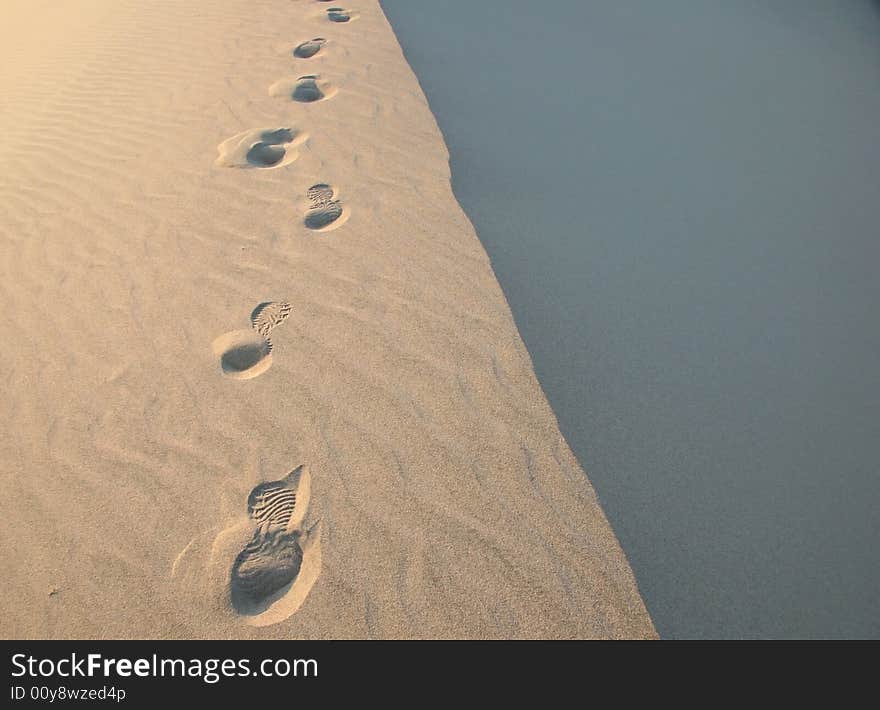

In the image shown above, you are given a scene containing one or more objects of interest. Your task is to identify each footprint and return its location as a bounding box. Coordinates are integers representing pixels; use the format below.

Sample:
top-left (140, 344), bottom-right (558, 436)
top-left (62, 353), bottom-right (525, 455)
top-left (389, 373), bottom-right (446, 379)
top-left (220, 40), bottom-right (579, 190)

top-left (306, 202), bottom-right (344, 231)
top-left (230, 466), bottom-right (322, 623)
top-left (216, 127), bottom-right (307, 169)
top-left (307, 183), bottom-right (336, 206)
top-left (292, 76), bottom-right (327, 103)
top-left (213, 301), bottom-right (291, 380)
top-left (293, 38), bottom-right (326, 59)
top-left (213, 330), bottom-right (274, 380)
top-left (251, 301), bottom-right (292, 338)
top-left (247, 468), bottom-right (310, 530)
top-left (269, 75), bottom-right (337, 103)
top-left (232, 530), bottom-right (306, 609)
top-left (327, 7), bottom-right (357, 23)
top-left (304, 183), bottom-right (349, 232)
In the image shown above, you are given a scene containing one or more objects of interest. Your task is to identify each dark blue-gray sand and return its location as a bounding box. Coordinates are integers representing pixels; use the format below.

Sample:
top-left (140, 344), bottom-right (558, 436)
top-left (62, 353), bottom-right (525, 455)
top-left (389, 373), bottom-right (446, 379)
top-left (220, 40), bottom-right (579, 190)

top-left (381, 0), bottom-right (880, 638)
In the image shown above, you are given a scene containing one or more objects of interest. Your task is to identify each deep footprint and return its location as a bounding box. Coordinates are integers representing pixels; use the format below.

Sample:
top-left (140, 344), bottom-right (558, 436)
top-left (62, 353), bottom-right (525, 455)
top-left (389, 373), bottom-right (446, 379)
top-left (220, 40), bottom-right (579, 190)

top-left (222, 339), bottom-right (271, 373)
top-left (327, 7), bottom-right (353, 23)
top-left (293, 76), bottom-right (324, 103)
top-left (269, 75), bottom-right (336, 103)
top-left (294, 38), bottom-right (326, 59)
top-left (213, 301), bottom-right (292, 380)
top-left (213, 330), bottom-right (273, 380)
top-left (216, 127), bottom-right (305, 169)
top-left (246, 128), bottom-right (294, 166)
top-left (231, 466), bottom-right (316, 616)
top-left (231, 530), bottom-right (304, 611)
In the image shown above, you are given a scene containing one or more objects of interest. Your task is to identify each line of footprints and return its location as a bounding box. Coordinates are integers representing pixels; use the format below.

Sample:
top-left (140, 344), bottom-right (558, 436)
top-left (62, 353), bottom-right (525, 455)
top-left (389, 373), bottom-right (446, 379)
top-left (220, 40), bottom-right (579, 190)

top-left (206, 2), bottom-right (360, 625)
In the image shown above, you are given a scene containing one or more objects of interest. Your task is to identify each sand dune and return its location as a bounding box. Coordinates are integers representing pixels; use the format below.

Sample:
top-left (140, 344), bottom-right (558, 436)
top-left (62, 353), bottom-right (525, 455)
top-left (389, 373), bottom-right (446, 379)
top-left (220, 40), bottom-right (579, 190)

top-left (0, 0), bottom-right (655, 638)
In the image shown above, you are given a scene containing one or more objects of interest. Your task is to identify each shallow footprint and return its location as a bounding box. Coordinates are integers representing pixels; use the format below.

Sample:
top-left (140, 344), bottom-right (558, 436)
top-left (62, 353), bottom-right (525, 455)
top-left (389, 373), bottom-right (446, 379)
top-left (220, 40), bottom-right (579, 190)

top-left (213, 301), bottom-right (292, 380)
top-left (251, 301), bottom-right (292, 339)
top-left (216, 127), bottom-right (306, 169)
top-left (294, 38), bottom-right (326, 59)
top-left (307, 183), bottom-right (335, 206)
top-left (269, 75), bottom-right (337, 103)
top-left (304, 183), bottom-right (349, 232)
top-left (305, 202), bottom-right (343, 231)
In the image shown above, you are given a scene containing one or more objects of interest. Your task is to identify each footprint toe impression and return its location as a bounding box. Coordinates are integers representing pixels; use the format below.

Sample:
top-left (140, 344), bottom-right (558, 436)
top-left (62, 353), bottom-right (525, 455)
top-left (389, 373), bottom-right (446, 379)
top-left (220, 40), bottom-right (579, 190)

top-left (251, 301), bottom-right (292, 338)
top-left (307, 183), bottom-right (335, 204)
top-left (214, 301), bottom-right (292, 380)
top-left (230, 466), bottom-right (321, 623)
top-left (294, 38), bottom-right (326, 59)
top-left (216, 128), bottom-right (305, 169)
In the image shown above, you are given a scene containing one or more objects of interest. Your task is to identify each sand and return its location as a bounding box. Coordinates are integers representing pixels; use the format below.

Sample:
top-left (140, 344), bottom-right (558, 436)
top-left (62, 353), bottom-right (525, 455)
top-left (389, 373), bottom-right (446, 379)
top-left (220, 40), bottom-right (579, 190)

top-left (0, 0), bottom-right (655, 639)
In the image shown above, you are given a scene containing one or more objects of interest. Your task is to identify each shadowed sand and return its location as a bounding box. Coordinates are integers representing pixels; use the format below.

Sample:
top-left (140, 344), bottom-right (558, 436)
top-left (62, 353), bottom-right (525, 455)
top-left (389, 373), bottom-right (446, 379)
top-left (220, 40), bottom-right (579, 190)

top-left (294, 38), bottom-right (327, 59)
top-left (381, 0), bottom-right (880, 638)
top-left (0, 0), bottom-right (655, 639)
top-left (269, 75), bottom-right (338, 104)
top-left (216, 127), bottom-right (307, 169)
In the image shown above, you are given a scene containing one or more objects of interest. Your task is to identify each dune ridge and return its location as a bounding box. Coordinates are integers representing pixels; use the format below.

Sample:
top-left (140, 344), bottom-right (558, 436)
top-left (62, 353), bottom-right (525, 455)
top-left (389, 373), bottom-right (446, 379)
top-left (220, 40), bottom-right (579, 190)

top-left (0, 0), bottom-right (655, 638)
